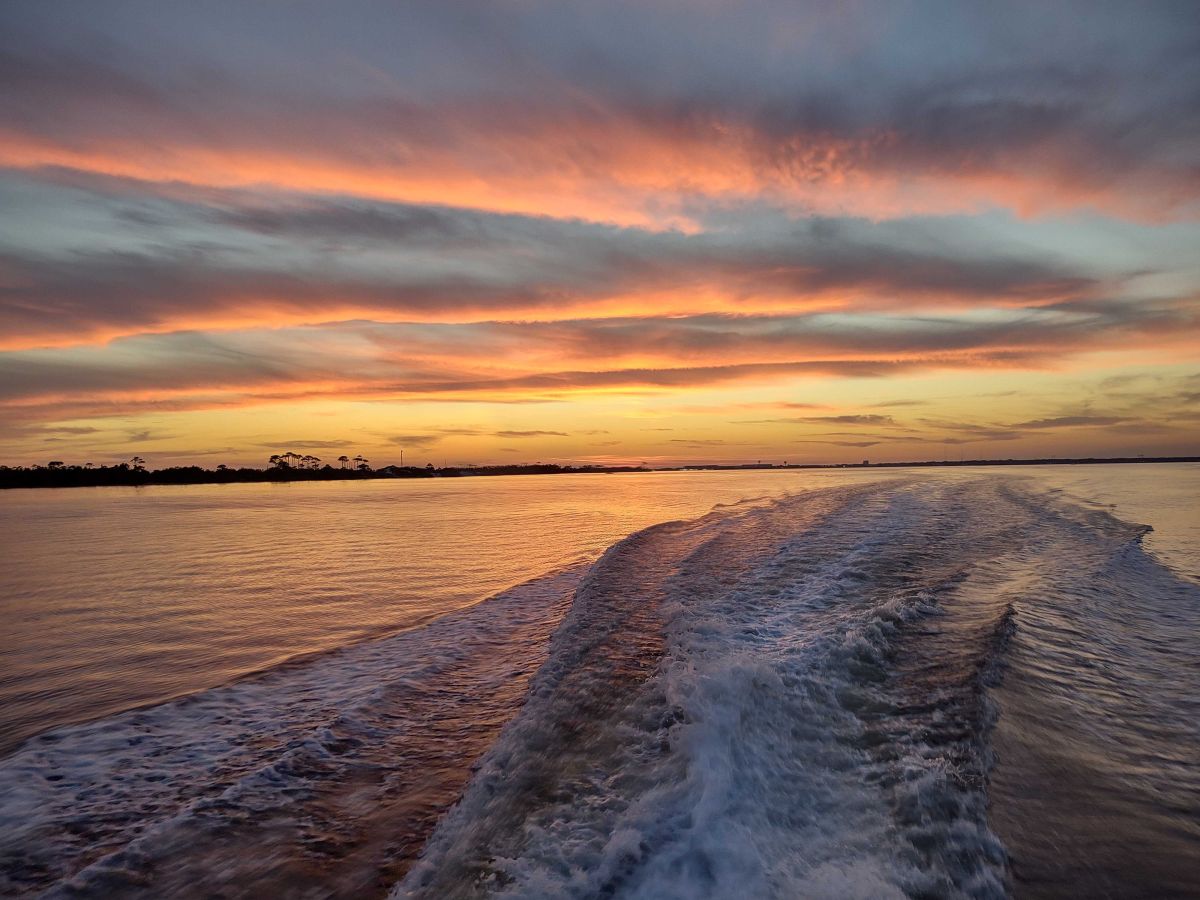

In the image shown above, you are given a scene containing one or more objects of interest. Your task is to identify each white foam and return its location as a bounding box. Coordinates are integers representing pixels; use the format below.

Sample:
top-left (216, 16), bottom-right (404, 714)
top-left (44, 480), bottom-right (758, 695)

top-left (398, 481), bottom-right (1015, 899)
top-left (0, 564), bottom-right (586, 896)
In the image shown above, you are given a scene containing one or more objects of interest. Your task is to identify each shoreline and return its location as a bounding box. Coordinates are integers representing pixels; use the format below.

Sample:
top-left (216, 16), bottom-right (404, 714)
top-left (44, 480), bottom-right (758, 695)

top-left (1, 455), bottom-right (1197, 491)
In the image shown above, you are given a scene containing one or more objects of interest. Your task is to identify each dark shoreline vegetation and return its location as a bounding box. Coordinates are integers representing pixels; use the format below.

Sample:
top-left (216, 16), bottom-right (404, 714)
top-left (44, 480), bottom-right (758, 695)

top-left (1, 456), bottom-right (1196, 490)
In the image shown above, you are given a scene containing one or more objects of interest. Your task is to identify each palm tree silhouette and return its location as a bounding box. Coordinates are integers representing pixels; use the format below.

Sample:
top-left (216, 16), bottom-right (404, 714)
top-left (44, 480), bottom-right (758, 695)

top-left (338, 455), bottom-right (349, 470)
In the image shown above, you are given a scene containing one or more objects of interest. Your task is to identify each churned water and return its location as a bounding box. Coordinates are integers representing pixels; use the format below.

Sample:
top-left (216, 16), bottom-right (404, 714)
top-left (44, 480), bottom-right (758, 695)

top-left (1, 465), bottom-right (1197, 898)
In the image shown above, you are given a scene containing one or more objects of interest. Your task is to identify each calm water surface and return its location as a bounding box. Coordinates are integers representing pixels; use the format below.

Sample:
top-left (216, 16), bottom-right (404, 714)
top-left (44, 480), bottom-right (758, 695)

top-left (0, 469), bottom-right (896, 751)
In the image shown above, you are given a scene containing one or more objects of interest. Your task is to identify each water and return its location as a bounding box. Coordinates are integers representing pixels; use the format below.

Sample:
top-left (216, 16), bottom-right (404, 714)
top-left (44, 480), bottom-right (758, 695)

top-left (0, 471), bottom-right (867, 756)
top-left (1, 465), bottom-right (1197, 898)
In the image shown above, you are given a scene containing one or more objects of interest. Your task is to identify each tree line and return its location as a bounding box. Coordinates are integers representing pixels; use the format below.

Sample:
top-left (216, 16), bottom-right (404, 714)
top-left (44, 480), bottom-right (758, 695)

top-left (0, 455), bottom-right (646, 489)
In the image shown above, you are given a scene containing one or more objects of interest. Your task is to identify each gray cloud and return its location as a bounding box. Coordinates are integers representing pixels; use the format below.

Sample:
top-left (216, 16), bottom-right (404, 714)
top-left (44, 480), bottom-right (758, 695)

top-left (387, 434), bottom-right (443, 448)
top-left (0, 1), bottom-right (1197, 454)
top-left (1013, 415), bottom-right (1132, 429)
top-left (796, 440), bottom-right (882, 448)
top-left (126, 429), bottom-right (170, 442)
top-left (253, 439), bottom-right (352, 449)
top-left (37, 425), bottom-right (101, 435)
top-left (799, 415), bottom-right (895, 426)
top-left (4, 301), bottom-right (1196, 421)
top-left (2, 1), bottom-right (1196, 218)
top-left (0, 170), bottom-right (1124, 344)
top-left (493, 430), bottom-right (569, 438)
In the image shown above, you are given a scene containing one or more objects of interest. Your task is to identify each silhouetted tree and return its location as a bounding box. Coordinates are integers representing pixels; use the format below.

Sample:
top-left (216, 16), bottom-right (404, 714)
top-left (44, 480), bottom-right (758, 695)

top-left (338, 455), bottom-right (349, 470)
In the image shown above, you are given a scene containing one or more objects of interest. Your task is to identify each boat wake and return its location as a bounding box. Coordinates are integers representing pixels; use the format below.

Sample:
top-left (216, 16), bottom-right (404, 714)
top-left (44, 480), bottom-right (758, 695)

top-left (3, 477), bottom-right (1198, 898)
top-left (0, 565), bottom-right (585, 897)
top-left (397, 478), bottom-right (1199, 899)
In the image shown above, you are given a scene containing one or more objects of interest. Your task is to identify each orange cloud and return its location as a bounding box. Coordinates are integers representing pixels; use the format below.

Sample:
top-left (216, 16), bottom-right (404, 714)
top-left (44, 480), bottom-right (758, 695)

top-left (4, 105), bottom-right (1194, 240)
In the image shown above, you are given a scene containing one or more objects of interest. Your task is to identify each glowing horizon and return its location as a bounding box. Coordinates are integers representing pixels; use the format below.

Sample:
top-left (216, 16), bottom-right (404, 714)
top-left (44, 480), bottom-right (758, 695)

top-left (2, 1), bottom-right (1198, 469)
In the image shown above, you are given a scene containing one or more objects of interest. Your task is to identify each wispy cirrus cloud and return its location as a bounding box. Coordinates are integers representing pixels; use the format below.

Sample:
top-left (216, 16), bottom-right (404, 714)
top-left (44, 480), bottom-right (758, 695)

top-left (387, 434), bottom-right (443, 449)
top-left (1013, 415), bottom-right (1132, 429)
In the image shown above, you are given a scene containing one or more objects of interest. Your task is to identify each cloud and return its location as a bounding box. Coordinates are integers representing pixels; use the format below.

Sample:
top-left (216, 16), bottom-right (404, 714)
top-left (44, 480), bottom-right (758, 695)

top-left (797, 415), bottom-right (895, 426)
top-left (126, 429), bottom-right (168, 442)
top-left (252, 439), bottom-right (351, 449)
top-left (387, 434), bottom-right (443, 448)
top-left (796, 440), bottom-right (883, 448)
top-left (35, 425), bottom-right (101, 435)
top-left (0, 3), bottom-right (1197, 462)
top-left (3, 298), bottom-right (1197, 425)
top-left (1, 2), bottom-right (1197, 226)
top-left (0, 170), bottom-right (1124, 348)
top-left (916, 419), bottom-right (1027, 442)
top-left (1013, 415), bottom-right (1132, 429)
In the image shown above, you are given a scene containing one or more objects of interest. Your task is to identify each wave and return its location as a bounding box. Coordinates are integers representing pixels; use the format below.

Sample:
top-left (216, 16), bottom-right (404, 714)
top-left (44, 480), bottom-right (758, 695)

top-left (397, 477), bottom-right (1200, 899)
top-left (0, 564), bottom-right (586, 897)
top-left (5, 476), bottom-right (1197, 899)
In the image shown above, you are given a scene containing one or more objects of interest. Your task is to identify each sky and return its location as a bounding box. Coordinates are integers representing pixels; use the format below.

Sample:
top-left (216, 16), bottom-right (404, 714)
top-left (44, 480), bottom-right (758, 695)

top-left (1, 0), bottom-right (1198, 469)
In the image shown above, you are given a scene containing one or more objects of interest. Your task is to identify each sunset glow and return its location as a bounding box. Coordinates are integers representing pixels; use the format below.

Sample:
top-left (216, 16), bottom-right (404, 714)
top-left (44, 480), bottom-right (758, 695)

top-left (2, 1), bottom-right (1198, 468)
